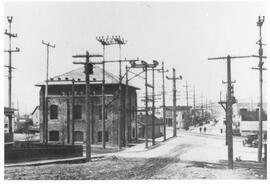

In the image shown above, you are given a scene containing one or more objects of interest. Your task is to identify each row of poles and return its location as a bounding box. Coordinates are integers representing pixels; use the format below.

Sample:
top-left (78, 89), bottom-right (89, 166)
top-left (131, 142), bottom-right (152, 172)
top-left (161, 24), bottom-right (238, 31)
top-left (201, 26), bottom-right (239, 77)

top-left (209, 16), bottom-right (266, 169)
top-left (4, 16), bottom-right (20, 135)
top-left (38, 32), bottom-right (184, 161)
top-left (4, 16), bottom-right (209, 159)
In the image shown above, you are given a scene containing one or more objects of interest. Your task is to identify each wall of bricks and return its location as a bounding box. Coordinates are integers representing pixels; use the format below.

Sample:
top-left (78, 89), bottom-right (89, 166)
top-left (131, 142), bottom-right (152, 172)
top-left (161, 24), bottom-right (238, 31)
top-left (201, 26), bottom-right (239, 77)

top-left (39, 84), bottom-right (137, 147)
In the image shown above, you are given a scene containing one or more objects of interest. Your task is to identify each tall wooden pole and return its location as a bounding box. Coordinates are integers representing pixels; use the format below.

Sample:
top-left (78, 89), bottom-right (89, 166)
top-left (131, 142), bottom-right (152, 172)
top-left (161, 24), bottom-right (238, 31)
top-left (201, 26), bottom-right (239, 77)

top-left (73, 51), bottom-right (103, 162)
top-left (85, 51), bottom-right (91, 161)
top-left (209, 54), bottom-right (257, 169)
top-left (102, 45), bottom-right (106, 149)
top-left (125, 65), bottom-right (129, 146)
top-left (257, 16), bottom-right (264, 163)
top-left (118, 45), bottom-right (123, 149)
top-left (166, 68), bottom-right (182, 137)
top-left (4, 16), bottom-right (20, 135)
top-left (145, 66), bottom-right (149, 148)
top-left (226, 55), bottom-right (233, 169)
top-left (42, 40), bottom-right (55, 144)
top-left (172, 69), bottom-right (177, 136)
top-left (151, 67), bottom-right (155, 145)
top-left (161, 62), bottom-right (166, 141)
top-left (71, 79), bottom-right (75, 145)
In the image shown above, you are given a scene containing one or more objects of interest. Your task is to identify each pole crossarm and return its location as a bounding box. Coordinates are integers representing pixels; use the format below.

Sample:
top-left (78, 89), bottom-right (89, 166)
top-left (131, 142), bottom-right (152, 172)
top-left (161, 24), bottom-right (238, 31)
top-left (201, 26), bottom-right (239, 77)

top-left (251, 55), bottom-right (267, 59)
top-left (130, 60), bottom-right (159, 69)
top-left (208, 55), bottom-right (254, 60)
top-left (4, 47), bottom-right (20, 52)
top-left (251, 67), bottom-right (267, 70)
top-left (42, 40), bottom-right (55, 48)
top-left (222, 80), bottom-right (236, 84)
top-left (96, 35), bottom-right (127, 45)
top-left (4, 31), bottom-right (17, 37)
top-left (4, 65), bottom-right (15, 69)
top-left (72, 54), bottom-right (102, 58)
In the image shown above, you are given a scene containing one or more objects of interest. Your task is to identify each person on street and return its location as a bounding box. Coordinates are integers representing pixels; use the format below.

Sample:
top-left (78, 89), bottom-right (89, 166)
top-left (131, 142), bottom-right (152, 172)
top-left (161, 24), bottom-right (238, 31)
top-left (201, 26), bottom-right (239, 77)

top-left (204, 127), bottom-right (206, 133)
top-left (199, 127), bottom-right (202, 133)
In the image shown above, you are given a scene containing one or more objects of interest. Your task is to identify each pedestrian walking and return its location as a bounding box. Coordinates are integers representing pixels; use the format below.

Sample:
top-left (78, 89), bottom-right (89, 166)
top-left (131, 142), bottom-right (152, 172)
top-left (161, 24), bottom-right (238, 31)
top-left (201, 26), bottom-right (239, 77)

top-left (220, 128), bottom-right (223, 134)
top-left (204, 127), bottom-right (206, 133)
top-left (199, 127), bottom-right (202, 133)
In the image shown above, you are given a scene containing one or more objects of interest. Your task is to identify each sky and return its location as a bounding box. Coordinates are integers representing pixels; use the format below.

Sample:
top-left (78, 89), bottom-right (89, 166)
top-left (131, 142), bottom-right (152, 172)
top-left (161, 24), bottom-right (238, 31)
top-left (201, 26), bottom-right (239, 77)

top-left (2, 1), bottom-right (268, 114)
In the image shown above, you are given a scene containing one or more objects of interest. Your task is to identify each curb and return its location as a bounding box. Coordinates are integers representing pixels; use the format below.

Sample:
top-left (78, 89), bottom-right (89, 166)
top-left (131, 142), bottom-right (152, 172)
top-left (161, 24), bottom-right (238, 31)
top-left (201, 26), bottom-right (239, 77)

top-left (5, 156), bottom-right (105, 167)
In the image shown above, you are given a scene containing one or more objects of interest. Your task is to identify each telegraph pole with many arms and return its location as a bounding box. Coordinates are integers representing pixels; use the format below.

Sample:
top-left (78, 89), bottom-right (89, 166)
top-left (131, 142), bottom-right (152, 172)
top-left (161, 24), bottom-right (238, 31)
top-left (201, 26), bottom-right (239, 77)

top-left (208, 54), bottom-right (252, 169)
top-left (4, 16), bottom-right (20, 134)
top-left (72, 51), bottom-right (103, 162)
top-left (166, 68), bottom-right (182, 137)
top-left (251, 16), bottom-right (266, 163)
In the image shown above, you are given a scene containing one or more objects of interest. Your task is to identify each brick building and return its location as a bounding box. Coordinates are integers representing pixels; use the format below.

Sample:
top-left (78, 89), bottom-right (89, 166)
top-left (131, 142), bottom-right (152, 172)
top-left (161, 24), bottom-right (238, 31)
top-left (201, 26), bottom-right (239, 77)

top-left (36, 65), bottom-right (138, 147)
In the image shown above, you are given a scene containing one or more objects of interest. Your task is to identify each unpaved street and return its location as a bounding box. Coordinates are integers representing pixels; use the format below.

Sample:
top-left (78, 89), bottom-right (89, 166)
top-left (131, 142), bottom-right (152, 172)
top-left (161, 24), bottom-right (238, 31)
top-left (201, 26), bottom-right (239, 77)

top-left (5, 129), bottom-right (266, 180)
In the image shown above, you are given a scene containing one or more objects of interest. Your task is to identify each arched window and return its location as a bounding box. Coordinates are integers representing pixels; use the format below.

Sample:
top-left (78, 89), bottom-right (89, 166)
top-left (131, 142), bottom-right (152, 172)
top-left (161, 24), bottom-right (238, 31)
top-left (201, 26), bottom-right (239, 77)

top-left (49, 131), bottom-right (59, 141)
top-left (50, 105), bottom-right (58, 119)
top-left (74, 131), bottom-right (84, 141)
top-left (73, 105), bottom-right (82, 119)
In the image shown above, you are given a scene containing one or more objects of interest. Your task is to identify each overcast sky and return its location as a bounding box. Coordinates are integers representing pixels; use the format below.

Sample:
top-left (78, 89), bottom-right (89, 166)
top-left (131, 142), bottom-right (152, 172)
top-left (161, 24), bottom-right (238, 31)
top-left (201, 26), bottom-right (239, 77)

top-left (2, 1), bottom-right (267, 114)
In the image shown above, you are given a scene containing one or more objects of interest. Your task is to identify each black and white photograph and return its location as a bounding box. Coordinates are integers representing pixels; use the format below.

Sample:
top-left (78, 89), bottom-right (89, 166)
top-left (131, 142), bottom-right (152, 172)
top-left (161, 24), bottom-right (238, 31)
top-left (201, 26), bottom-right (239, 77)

top-left (1, 0), bottom-right (269, 181)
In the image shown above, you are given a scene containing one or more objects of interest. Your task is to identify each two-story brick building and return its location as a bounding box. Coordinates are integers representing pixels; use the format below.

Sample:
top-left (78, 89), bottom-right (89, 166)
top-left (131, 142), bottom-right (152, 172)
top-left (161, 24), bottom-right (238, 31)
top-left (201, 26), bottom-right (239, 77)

top-left (36, 65), bottom-right (138, 147)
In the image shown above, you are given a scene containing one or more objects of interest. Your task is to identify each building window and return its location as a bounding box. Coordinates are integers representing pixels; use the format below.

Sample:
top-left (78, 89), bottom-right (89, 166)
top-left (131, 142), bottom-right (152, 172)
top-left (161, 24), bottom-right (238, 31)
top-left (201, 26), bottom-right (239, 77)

top-left (98, 105), bottom-right (107, 120)
top-left (97, 131), bottom-right (108, 142)
top-left (74, 131), bottom-right (83, 141)
top-left (132, 106), bottom-right (135, 121)
top-left (49, 131), bottom-right (59, 141)
top-left (132, 128), bottom-right (135, 138)
top-left (50, 105), bottom-right (58, 119)
top-left (73, 105), bottom-right (82, 119)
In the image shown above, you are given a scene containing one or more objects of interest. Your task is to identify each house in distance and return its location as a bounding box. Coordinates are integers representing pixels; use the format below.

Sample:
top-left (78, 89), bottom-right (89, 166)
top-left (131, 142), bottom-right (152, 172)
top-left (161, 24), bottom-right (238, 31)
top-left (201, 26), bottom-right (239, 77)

top-left (36, 65), bottom-right (138, 147)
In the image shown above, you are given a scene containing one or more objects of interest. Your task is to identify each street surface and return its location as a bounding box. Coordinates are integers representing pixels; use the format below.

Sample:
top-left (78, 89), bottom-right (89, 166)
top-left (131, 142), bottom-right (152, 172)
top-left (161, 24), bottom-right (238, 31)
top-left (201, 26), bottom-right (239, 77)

top-left (5, 122), bottom-right (266, 180)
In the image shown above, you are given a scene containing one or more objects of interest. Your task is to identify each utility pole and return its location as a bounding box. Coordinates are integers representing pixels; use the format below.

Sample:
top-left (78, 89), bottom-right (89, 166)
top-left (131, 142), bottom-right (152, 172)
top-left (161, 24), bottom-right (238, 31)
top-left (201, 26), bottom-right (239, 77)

top-left (71, 79), bottom-right (75, 145)
top-left (73, 51), bottom-right (103, 162)
top-left (208, 54), bottom-right (251, 169)
top-left (96, 37), bottom-right (107, 149)
top-left (41, 40), bottom-right (55, 144)
top-left (251, 16), bottom-right (266, 163)
top-left (200, 95), bottom-right (204, 120)
top-left (192, 86), bottom-right (196, 126)
top-left (130, 60), bottom-right (159, 148)
top-left (97, 35), bottom-right (127, 149)
top-left (167, 68), bottom-right (182, 137)
top-left (157, 62), bottom-right (168, 141)
top-left (193, 87), bottom-right (196, 110)
top-left (4, 16), bottom-right (20, 108)
top-left (125, 65), bottom-right (129, 146)
top-left (4, 16), bottom-right (20, 135)
top-left (219, 91), bottom-right (228, 145)
top-left (151, 67), bottom-right (155, 145)
top-left (183, 80), bottom-right (191, 107)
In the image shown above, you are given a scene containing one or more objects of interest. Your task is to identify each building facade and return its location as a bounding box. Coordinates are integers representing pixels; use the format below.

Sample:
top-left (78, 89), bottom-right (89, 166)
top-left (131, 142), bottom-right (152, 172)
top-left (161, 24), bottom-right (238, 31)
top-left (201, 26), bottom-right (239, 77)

top-left (165, 106), bottom-right (192, 129)
top-left (36, 65), bottom-right (138, 147)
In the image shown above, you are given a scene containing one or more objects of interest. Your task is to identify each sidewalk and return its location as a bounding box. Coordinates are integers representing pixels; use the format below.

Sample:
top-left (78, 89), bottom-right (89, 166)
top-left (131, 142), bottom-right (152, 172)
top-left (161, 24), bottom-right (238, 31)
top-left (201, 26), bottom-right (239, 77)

top-left (5, 127), bottom-right (175, 167)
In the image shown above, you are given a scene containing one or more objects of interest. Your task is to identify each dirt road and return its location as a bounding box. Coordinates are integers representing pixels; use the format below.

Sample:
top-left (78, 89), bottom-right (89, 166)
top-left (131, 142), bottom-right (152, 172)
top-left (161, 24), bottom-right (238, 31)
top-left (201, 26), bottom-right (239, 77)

top-left (5, 130), bottom-right (266, 180)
